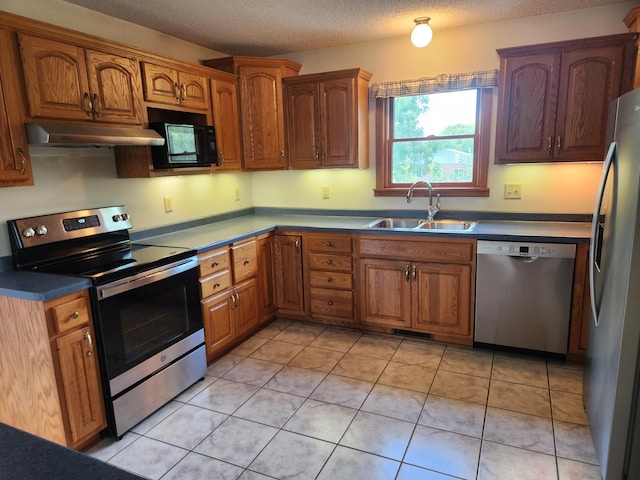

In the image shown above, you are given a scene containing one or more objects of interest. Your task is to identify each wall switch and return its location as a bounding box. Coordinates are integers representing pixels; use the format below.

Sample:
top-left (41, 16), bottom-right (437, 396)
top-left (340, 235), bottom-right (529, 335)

top-left (235, 188), bottom-right (240, 201)
top-left (164, 196), bottom-right (173, 212)
top-left (321, 185), bottom-right (330, 199)
top-left (504, 183), bottom-right (522, 199)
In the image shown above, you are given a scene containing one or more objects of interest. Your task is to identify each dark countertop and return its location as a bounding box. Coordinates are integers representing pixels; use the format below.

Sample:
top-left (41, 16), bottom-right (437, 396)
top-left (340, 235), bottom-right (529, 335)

top-left (0, 423), bottom-right (144, 480)
top-left (0, 212), bottom-right (592, 301)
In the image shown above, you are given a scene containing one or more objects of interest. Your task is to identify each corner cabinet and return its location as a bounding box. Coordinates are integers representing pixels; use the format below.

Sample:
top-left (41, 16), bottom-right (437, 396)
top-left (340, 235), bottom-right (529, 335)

top-left (495, 34), bottom-right (635, 164)
top-left (203, 56), bottom-right (302, 170)
top-left (0, 28), bottom-right (33, 187)
top-left (283, 68), bottom-right (371, 169)
top-left (18, 33), bottom-right (143, 124)
top-left (0, 290), bottom-right (106, 450)
top-left (357, 236), bottom-right (476, 345)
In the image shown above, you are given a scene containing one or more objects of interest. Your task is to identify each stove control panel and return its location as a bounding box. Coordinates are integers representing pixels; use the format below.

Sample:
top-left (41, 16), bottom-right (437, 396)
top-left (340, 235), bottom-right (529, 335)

top-left (9, 205), bottom-right (133, 248)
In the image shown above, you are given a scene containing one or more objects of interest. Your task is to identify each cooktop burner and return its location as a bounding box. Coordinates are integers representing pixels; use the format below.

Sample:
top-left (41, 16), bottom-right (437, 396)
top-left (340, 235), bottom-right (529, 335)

top-left (8, 206), bottom-right (196, 284)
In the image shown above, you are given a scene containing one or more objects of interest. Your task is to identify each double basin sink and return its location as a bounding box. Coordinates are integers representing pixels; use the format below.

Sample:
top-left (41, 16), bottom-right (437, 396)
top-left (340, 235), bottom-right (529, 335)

top-left (364, 217), bottom-right (476, 232)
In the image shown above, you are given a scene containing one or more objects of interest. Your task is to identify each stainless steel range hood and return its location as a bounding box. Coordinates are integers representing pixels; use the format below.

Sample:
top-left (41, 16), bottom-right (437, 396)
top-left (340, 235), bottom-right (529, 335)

top-left (26, 122), bottom-right (165, 147)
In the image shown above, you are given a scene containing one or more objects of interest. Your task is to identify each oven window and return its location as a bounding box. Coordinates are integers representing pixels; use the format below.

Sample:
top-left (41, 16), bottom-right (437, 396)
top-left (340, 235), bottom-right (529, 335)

top-left (96, 267), bottom-right (202, 379)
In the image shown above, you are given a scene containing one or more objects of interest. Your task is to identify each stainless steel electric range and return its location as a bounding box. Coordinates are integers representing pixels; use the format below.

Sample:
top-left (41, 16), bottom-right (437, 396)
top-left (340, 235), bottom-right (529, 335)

top-left (8, 205), bottom-right (207, 439)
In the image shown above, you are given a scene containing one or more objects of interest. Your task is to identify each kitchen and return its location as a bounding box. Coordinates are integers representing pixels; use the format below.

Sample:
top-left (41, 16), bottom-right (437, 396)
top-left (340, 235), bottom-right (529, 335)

top-left (0, 0), bottom-right (638, 479)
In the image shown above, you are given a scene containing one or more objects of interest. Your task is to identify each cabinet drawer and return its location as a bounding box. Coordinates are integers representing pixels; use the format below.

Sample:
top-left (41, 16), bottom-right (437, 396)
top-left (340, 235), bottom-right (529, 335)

top-left (358, 237), bottom-right (475, 263)
top-left (309, 271), bottom-right (352, 289)
top-left (306, 234), bottom-right (352, 253)
top-left (50, 296), bottom-right (90, 334)
top-left (199, 247), bottom-right (230, 278)
top-left (200, 270), bottom-right (232, 298)
top-left (308, 253), bottom-right (352, 272)
top-left (310, 288), bottom-right (353, 318)
top-left (232, 239), bottom-right (258, 283)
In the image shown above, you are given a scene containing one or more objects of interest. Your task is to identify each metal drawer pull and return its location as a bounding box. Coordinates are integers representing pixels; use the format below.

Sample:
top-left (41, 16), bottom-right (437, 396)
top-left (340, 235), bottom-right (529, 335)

top-left (84, 331), bottom-right (93, 357)
top-left (17, 148), bottom-right (26, 175)
top-left (412, 264), bottom-right (417, 280)
top-left (405, 264), bottom-right (410, 281)
top-left (327, 300), bottom-right (333, 306)
top-left (327, 277), bottom-right (333, 283)
top-left (92, 94), bottom-right (102, 118)
top-left (547, 136), bottom-right (553, 156)
top-left (214, 281), bottom-right (221, 288)
top-left (212, 260), bottom-right (219, 267)
top-left (326, 241), bottom-right (332, 247)
top-left (83, 92), bottom-right (92, 116)
top-left (243, 259), bottom-right (250, 265)
top-left (326, 259), bottom-right (333, 265)
top-left (71, 311), bottom-right (80, 319)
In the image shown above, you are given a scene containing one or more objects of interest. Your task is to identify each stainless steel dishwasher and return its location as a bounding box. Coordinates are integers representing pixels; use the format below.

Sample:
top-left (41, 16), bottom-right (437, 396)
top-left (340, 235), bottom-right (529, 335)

top-left (474, 240), bottom-right (576, 354)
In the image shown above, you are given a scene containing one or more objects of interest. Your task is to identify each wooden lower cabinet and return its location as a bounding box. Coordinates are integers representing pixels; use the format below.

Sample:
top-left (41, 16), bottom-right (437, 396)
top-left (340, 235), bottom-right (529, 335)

top-left (568, 243), bottom-right (591, 359)
top-left (199, 239), bottom-right (262, 362)
top-left (357, 236), bottom-right (476, 344)
top-left (274, 232), bottom-right (305, 316)
top-left (257, 233), bottom-right (277, 323)
top-left (0, 290), bottom-right (106, 449)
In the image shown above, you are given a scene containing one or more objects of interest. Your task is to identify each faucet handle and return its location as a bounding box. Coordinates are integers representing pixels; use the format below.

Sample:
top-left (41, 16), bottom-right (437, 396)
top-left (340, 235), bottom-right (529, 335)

top-left (436, 193), bottom-right (441, 208)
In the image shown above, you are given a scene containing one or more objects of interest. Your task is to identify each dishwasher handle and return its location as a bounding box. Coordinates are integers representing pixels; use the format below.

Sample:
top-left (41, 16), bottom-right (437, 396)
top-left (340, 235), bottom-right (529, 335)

top-left (508, 255), bottom-right (539, 263)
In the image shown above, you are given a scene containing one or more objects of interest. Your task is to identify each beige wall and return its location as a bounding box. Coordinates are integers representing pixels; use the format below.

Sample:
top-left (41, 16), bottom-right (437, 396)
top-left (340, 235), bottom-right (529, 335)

top-left (0, 0), bottom-right (635, 257)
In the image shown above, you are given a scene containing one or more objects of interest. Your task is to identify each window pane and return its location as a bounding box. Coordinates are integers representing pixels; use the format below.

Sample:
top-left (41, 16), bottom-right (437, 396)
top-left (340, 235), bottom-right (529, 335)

top-left (394, 90), bottom-right (477, 139)
top-left (392, 138), bottom-right (475, 183)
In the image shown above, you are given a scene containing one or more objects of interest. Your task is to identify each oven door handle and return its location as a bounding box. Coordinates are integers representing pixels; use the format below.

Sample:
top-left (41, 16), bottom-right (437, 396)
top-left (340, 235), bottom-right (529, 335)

top-left (96, 256), bottom-right (199, 300)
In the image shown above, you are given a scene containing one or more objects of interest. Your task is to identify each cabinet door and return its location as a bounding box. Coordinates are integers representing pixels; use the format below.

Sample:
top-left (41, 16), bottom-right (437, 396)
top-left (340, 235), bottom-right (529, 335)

top-left (321, 77), bottom-right (354, 167)
top-left (555, 45), bottom-right (626, 162)
top-left (85, 50), bottom-right (142, 124)
top-left (141, 62), bottom-right (180, 105)
top-left (211, 77), bottom-right (243, 170)
top-left (234, 278), bottom-right (259, 336)
top-left (178, 71), bottom-right (209, 110)
top-left (285, 81), bottom-right (320, 169)
top-left (495, 53), bottom-right (560, 164)
top-left (18, 34), bottom-right (92, 120)
top-left (274, 234), bottom-right (305, 313)
top-left (55, 326), bottom-right (106, 446)
top-left (359, 258), bottom-right (411, 328)
top-left (239, 66), bottom-right (286, 170)
top-left (0, 29), bottom-right (33, 186)
top-left (257, 234), bottom-right (277, 323)
top-left (413, 262), bottom-right (472, 337)
top-left (201, 290), bottom-right (235, 361)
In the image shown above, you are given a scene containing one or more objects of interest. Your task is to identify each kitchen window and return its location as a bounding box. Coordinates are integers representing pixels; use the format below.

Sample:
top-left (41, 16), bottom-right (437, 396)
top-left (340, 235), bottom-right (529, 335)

top-left (371, 70), bottom-right (497, 197)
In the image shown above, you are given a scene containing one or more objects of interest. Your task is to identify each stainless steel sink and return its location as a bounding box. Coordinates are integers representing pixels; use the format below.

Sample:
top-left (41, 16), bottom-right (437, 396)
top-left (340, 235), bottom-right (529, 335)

top-left (365, 217), bottom-right (425, 229)
top-left (416, 220), bottom-right (476, 231)
top-left (364, 217), bottom-right (476, 232)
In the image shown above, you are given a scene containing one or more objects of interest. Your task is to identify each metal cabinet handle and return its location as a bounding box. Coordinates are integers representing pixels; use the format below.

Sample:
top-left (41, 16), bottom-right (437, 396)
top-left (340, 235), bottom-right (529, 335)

top-left (234, 291), bottom-right (240, 305)
top-left (71, 311), bottom-right (80, 319)
top-left (326, 241), bottom-right (332, 247)
top-left (405, 264), bottom-right (410, 281)
top-left (280, 150), bottom-right (285, 162)
top-left (174, 82), bottom-right (181, 102)
top-left (16, 148), bottom-right (26, 175)
top-left (84, 331), bottom-right (93, 357)
top-left (230, 291), bottom-right (237, 308)
top-left (214, 281), bottom-right (221, 288)
top-left (295, 238), bottom-right (300, 249)
top-left (181, 84), bottom-right (187, 102)
top-left (326, 259), bottom-right (333, 265)
top-left (327, 300), bottom-right (333, 306)
top-left (556, 135), bottom-right (561, 155)
top-left (243, 259), bottom-right (250, 265)
top-left (83, 92), bottom-right (92, 116)
top-left (327, 277), bottom-right (333, 283)
top-left (547, 136), bottom-right (553, 156)
top-left (218, 151), bottom-right (224, 167)
top-left (92, 94), bottom-right (102, 118)
top-left (212, 260), bottom-right (219, 267)
top-left (412, 264), bottom-right (417, 280)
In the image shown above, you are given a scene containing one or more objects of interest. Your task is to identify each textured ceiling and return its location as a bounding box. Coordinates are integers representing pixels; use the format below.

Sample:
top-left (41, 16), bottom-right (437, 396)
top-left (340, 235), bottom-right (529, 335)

top-left (63, 0), bottom-right (630, 56)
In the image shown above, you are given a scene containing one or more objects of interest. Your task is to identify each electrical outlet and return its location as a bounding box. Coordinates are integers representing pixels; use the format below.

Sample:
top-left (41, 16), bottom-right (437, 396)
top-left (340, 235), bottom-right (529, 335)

top-left (321, 185), bottom-right (330, 199)
top-left (504, 183), bottom-right (522, 199)
top-left (164, 196), bottom-right (173, 212)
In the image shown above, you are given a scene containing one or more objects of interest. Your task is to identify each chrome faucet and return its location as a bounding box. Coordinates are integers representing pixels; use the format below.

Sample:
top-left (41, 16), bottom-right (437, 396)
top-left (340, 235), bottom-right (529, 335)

top-left (406, 180), bottom-right (441, 221)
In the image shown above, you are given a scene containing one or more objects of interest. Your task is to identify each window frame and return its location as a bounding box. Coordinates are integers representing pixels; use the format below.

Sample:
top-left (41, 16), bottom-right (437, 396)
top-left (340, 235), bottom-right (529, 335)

top-left (374, 88), bottom-right (492, 197)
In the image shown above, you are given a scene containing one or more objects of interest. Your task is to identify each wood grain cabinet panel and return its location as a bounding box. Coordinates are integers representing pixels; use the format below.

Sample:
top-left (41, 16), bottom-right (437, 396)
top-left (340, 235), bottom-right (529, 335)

top-left (142, 62), bottom-right (209, 110)
top-left (211, 76), bottom-right (243, 170)
top-left (0, 28), bottom-right (33, 187)
top-left (496, 34), bottom-right (635, 164)
top-left (274, 233), bottom-right (305, 315)
top-left (18, 34), bottom-right (143, 124)
top-left (284, 68), bottom-right (371, 169)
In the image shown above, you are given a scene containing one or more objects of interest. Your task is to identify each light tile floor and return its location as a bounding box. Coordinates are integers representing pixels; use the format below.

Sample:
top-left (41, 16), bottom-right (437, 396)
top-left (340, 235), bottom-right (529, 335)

top-left (87, 319), bottom-right (600, 480)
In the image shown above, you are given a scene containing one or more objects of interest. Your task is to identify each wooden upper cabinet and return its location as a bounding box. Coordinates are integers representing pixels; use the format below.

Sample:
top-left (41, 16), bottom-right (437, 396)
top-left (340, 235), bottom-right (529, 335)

top-left (0, 29), bottom-right (33, 187)
top-left (284, 68), bottom-right (371, 169)
top-left (141, 62), bottom-right (209, 111)
top-left (210, 76), bottom-right (242, 170)
top-left (495, 34), bottom-right (635, 164)
top-left (203, 56), bottom-right (302, 171)
top-left (18, 34), bottom-right (143, 124)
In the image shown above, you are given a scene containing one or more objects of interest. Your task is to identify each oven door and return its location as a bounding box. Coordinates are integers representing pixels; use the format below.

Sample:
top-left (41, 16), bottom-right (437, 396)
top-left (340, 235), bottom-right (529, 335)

top-left (93, 256), bottom-right (203, 384)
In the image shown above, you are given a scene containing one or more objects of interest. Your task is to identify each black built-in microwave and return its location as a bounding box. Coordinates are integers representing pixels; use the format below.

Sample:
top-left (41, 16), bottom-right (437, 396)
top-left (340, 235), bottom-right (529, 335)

top-left (149, 122), bottom-right (217, 168)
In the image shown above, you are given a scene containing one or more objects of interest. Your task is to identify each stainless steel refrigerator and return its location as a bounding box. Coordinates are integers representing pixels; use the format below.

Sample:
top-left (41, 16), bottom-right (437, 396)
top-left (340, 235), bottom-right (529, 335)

top-left (584, 86), bottom-right (640, 480)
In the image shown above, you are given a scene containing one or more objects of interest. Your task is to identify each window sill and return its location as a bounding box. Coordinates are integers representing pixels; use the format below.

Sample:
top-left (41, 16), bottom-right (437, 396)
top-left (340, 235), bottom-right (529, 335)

top-left (373, 187), bottom-right (490, 198)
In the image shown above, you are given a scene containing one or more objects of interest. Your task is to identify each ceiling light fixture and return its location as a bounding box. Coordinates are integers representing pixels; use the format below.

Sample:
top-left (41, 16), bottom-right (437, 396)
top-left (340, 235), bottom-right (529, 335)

top-left (411, 17), bottom-right (433, 48)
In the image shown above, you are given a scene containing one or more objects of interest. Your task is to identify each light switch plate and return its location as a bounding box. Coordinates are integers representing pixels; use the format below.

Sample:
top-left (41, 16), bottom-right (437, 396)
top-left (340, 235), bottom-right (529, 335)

top-left (504, 183), bottom-right (522, 199)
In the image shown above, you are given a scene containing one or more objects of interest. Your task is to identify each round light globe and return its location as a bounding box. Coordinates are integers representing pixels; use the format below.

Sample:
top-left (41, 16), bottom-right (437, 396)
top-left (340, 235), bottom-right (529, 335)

top-left (411, 22), bottom-right (432, 48)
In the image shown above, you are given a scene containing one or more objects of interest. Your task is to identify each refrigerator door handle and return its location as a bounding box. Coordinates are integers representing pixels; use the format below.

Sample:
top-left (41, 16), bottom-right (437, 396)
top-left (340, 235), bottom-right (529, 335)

top-left (589, 141), bottom-right (617, 327)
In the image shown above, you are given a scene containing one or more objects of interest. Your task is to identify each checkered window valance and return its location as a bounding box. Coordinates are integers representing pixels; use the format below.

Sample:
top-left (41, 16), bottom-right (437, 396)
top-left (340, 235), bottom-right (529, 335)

top-left (368, 69), bottom-right (499, 100)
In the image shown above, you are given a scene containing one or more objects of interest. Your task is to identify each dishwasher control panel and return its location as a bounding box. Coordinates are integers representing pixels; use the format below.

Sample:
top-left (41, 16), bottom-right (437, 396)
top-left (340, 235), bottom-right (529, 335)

top-left (477, 241), bottom-right (577, 258)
